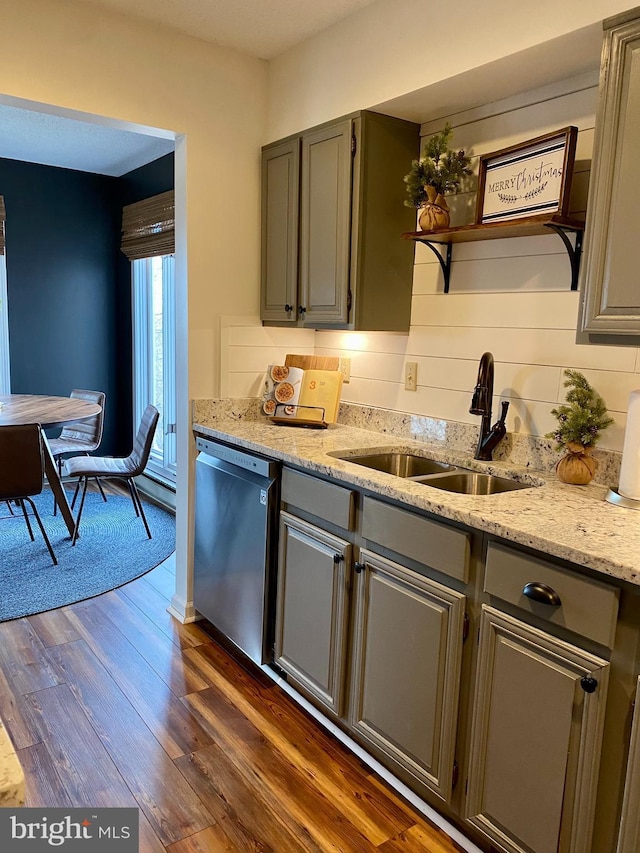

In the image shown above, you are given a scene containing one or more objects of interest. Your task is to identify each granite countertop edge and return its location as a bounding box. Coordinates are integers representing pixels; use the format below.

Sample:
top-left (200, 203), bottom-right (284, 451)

top-left (193, 417), bottom-right (640, 588)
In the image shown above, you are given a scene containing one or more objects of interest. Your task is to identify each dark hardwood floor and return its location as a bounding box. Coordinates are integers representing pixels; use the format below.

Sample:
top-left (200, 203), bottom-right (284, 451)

top-left (0, 521), bottom-right (468, 851)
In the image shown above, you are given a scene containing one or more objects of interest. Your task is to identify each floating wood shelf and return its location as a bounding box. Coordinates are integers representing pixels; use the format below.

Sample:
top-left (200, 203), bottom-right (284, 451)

top-left (402, 214), bottom-right (585, 293)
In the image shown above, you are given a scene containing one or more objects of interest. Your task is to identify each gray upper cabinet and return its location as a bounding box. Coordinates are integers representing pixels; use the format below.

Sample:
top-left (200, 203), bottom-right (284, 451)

top-left (261, 138), bottom-right (300, 322)
top-left (578, 8), bottom-right (640, 338)
top-left (261, 110), bottom-right (420, 331)
top-left (300, 120), bottom-right (353, 325)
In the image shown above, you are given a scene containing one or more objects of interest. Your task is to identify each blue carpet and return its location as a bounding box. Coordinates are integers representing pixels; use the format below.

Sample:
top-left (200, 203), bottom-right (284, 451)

top-left (0, 488), bottom-right (175, 621)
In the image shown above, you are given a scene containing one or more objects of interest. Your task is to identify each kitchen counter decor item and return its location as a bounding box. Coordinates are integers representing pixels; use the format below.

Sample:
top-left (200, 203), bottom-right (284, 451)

top-left (261, 355), bottom-right (343, 427)
top-left (606, 388), bottom-right (640, 510)
top-left (476, 126), bottom-right (577, 225)
top-left (403, 123), bottom-right (471, 231)
top-left (618, 389), bottom-right (640, 500)
top-left (547, 369), bottom-right (614, 485)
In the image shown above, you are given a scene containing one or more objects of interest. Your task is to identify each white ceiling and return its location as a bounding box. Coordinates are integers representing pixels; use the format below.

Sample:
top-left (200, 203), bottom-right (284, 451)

top-left (76, 0), bottom-right (379, 60)
top-left (0, 0), bottom-right (377, 177)
top-left (0, 104), bottom-right (175, 177)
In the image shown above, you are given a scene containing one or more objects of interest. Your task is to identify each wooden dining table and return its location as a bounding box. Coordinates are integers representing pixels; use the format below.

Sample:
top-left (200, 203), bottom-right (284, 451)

top-left (0, 394), bottom-right (102, 537)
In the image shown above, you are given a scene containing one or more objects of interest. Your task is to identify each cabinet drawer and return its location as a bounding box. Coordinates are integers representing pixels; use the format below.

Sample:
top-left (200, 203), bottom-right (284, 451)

top-left (361, 497), bottom-right (471, 582)
top-left (484, 541), bottom-right (619, 648)
top-left (282, 468), bottom-right (355, 531)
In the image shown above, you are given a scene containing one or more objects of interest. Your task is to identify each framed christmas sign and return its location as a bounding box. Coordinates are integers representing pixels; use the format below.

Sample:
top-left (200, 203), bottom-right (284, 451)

top-left (475, 126), bottom-right (578, 225)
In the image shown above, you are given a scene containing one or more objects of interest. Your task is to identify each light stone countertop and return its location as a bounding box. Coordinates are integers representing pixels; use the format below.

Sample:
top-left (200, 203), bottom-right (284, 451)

top-left (0, 719), bottom-right (25, 807)
top-left (193, 411), bottom-right (640, 587)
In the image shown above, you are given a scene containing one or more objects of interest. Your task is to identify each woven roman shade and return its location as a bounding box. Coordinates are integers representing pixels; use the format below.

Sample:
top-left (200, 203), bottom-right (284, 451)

top-left (0, 196), bottom-right (5, 256)
top-left (121, 190), bottom-right (174, 260)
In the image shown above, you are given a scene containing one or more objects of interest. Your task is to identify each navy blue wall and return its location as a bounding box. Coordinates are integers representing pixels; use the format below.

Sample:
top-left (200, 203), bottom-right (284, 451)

top-left (0, 152), bottom-right (174, 455)
top-left (120, 154), bottom-right (174, 206)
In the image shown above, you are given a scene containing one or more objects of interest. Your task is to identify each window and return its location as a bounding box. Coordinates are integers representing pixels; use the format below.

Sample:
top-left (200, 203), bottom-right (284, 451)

top-left (132, 255), bottom-right (176, 482)
top-left (121, 191), bottom-right (176, 483)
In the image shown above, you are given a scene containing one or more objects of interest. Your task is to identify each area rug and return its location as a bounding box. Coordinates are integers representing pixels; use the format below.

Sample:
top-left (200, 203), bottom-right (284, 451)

top-left (0, 489), bottom-right (175, 621)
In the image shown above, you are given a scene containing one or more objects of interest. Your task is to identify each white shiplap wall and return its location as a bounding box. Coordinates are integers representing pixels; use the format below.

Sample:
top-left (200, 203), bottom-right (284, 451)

top-left (219, 316), bottom-right (316, 398)
top-left (223, 75), bottom-right (640, 452)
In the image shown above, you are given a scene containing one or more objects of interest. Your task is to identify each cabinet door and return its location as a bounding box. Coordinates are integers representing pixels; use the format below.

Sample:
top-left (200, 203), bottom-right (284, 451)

top-left (579, 13), bottom-right (640, 336)
top-left (274, 512), bottom-right (351, 715)
top-left (261, 138), bottom-right (299, 322)
top-left (299, 119), bottom-right (352, 326)
top-left (349, 549), bottom-right (466, 803)
top-left (616, 676), bottom-right (640, 853)
top-left (465, 605), bottom-right (609, 853)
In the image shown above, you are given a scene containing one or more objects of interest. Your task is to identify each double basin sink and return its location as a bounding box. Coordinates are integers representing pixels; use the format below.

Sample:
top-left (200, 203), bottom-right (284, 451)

top-left (328, 450), bottom-right (534, 495)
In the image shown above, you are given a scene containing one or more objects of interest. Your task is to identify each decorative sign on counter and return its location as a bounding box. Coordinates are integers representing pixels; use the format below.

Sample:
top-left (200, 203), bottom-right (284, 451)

top-left (476, 126), bottom-right (577, 224)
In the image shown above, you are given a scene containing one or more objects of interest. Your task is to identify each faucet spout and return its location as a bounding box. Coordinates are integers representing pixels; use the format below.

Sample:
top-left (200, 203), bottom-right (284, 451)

top-left (469, 352), bottom-right (503, 461)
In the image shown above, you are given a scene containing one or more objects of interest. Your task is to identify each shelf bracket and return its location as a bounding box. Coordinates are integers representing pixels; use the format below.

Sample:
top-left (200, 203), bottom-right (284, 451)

top-left (544, 223), bottom-right (584, 291)
top-left (416, 239), bottom-right (452, 293)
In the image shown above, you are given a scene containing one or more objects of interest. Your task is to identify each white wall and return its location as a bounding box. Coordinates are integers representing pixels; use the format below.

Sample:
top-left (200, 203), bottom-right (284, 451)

top-left (225, 74), bottom-right (640, 453)
top-left (219, 317), bottom-right (315, 398)
top-left (267, 0), bottom-right (634, 140)
top-left (314, 78), bottom-right (639, 454)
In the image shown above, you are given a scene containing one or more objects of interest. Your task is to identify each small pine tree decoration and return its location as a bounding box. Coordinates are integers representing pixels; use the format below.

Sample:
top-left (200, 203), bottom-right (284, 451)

top-left (547, 370), bottom-right (614, 450)
top-left (404, 123), bottom-right (472, 208)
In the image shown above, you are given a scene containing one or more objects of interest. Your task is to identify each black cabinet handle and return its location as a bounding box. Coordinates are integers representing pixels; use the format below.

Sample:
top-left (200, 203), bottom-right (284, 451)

top-left (284, 304), bottom-right (293, 313)
top-left (581, 676), bottom-right (598, 694)
top-left (522, 581), bottom-right (561, 606)
top-left (333, 553), bottom-right (344, 565)
top-left (298, 306), bottom-right (307, 315)
top-left (354, 562), bottom-right (365, 574)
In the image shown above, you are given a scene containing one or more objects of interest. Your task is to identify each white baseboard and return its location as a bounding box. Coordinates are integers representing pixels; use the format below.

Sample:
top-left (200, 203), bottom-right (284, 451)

top-left (168, 593), bottom-right (198, 623)
top-left (261, 664), bottom-right (482, 853)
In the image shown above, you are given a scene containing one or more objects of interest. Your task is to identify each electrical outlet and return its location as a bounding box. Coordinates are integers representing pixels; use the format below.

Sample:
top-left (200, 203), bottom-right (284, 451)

top-left (339, 357), bottom-right (351, 383)
top-left (405, 361), bottom-right (418, 391)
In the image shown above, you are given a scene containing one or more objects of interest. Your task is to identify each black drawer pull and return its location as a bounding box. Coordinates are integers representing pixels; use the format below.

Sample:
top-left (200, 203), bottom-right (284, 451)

top-left (523, 581), bottom-right (561, 606)
top-left (581, 676), bottom-right (598, 694)
top-left (284, 304), bottom-right (294, 313)
top-left (333, 553), bottom-right (344, 565)
top-left (354, 562), bottom-right (365, 574)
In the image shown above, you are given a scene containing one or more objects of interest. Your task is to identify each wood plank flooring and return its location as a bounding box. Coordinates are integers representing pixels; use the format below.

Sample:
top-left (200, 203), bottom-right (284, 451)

top-left (0, 547), bottom-right (470, 852)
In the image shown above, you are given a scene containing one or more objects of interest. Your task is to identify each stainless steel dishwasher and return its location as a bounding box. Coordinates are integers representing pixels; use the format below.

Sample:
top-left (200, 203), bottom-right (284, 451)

top-left (194, 437), bottom-right (280, 665)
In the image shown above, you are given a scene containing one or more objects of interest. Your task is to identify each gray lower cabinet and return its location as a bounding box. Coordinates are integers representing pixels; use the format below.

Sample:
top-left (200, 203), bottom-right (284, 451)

top-left (274, 511), bottom-right (351, 715)
top-left (348, 549), bottom-right (466, 803)
top-left (261, 110), bottom-right (419, 330)
top-left (465, 605), bottom-right (610, 853)
top-left (616, 677), bottom-right (640, 853)
top-left (272, 468), bottom-right (628, 853)
top-left (578, 8), bottom-right (640, 338)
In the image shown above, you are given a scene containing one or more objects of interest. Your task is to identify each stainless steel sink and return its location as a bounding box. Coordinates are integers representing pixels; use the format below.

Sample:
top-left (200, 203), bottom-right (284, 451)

top-left (418, 471), bottom-right (532, 495)
top-left (329, 449), bottom-right (536, 494)
top-left (333, 451), bottom-right (456, 478)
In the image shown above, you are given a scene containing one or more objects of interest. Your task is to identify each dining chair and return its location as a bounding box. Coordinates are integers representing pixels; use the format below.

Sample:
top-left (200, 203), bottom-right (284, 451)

top-left (0, 423), bottom-right (58, 565)
top-left (66, 405), bottom-right (159, 546)
top-left (49, 389), bottom-right (106, 514)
